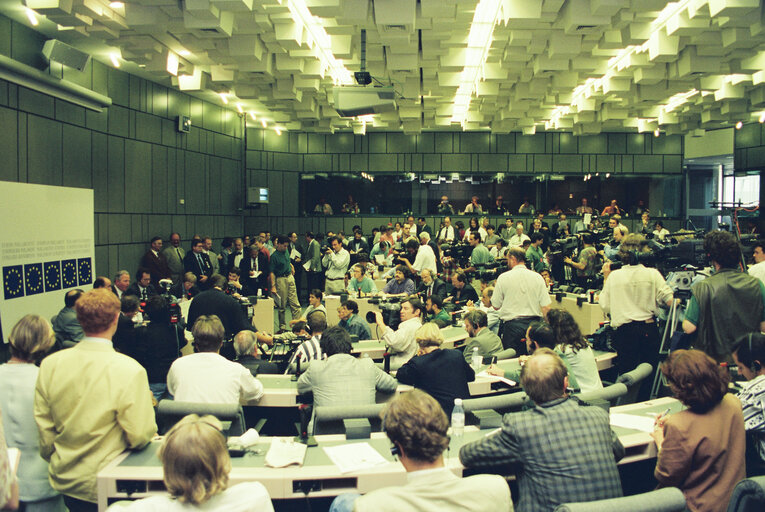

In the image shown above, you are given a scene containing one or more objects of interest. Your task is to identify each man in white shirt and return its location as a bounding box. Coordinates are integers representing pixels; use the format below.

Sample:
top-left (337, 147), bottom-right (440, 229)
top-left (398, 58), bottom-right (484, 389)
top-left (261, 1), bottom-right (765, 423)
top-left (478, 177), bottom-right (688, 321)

top-left (375, 298), bottom-right (424, 368)
top-left (750, 241), bottom-right (765, 284)
top-left (167, 315), bottom-right (263, 404)
top-left (403, 235), bottom-right (437, 277)
top-left (508, 223), bottom-right (531, 248)
top-left (322, 236), bottom-right (350, 294)
top-left (600, 234), bottom-right (673, 400)
top-left (436, 217), bottom-right (455, 244)
top-left (492, 247), bottom-right (551, 354)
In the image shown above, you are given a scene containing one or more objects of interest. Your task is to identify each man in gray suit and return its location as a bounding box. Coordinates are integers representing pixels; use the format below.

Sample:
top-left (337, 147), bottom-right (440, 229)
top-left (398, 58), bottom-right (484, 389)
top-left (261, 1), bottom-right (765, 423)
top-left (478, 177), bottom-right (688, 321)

top-left (161, 232), bottom-right (185, 285)
top-left (52, 289), bottom-right (85, 346)
top-left (462, 309), bottom-right (503, 363)
top-left (297, 326), bottom-right (397, 409)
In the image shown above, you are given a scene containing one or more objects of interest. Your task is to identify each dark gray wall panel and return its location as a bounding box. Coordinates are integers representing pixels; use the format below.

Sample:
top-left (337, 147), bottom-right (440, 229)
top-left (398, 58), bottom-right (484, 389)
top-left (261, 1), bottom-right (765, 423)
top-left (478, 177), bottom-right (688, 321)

top-left (0, 106), bottom-right (18, 181)
top-left (184, 152), bottom-right (206, 214)
top-left (27, 115), bottom-right (62, 185)
top-left (55, 99), bottom-right (86, 126)
top-left (107, 135), bottom-right (125, 212)
top-left (124, 140), bottom-right (152, 213)
top-left (62, 124), bottom-right (92, 188)
top-left (135, 112), bottom-right (161, 144)
top-left (151, 145), bottom-right (168, 214)
top-left (18, 87), bottom-right (53, 118)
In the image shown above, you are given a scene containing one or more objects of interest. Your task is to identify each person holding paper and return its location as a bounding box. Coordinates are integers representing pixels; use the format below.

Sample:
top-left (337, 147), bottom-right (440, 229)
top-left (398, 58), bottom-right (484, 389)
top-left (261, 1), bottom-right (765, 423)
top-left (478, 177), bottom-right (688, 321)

top-left (651, 349), bottom-right (745, 511)
top-left (330, 390), bottom-right (510, 512)
top-left (106, 414), bottom-right (274, 511)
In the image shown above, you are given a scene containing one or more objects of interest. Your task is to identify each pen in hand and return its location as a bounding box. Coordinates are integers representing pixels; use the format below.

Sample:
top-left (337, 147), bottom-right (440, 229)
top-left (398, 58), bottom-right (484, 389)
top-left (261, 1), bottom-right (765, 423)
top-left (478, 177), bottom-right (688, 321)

top-left (654, 407), bottom-right (671, 429)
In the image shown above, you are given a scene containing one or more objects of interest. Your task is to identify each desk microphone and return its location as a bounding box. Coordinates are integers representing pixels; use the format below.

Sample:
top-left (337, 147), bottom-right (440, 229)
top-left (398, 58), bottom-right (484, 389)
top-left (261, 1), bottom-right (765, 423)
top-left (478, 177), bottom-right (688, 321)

top-left (383, 352), bottom-right (391, 374)
top-left (291, 357), bottom-right (301, 382)
top-left (294, 404), bottom-right (317, 446)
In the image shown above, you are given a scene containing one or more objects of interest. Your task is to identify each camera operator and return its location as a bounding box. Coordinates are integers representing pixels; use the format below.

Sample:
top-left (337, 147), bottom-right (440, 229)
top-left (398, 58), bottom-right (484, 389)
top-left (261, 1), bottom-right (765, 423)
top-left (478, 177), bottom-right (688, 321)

top-left (462, 232), bottom-right (492, 274)
top-left (382, 265), bottom-right (416, 297)
top-left (599, 234), bottom-right (673, 399)
top-left (749, 240), bottom-right (765, 283)
top-left (322, 236), bottom-right (350, 294)
top-left (564, 233), bottom-right (598, 287)
top-left (444, 271), bottom-right (479, 309)
top-left (375, 297), bottom-right (425, 367)
top-left (682, 231), bottom-right (765, 362)
top-left (526, 233), bottom-right (546, 272)
top-left (398, 237), bottom-right (437, 278)
top-left (603, 225), bottom-right (628, 261)
top-left (492, 247), bottom-right (551, 355)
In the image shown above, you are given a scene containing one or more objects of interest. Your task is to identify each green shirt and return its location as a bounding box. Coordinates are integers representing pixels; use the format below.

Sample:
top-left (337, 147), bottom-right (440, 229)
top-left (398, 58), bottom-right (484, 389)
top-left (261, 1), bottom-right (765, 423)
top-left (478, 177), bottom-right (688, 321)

top-left (526, 245), bottom-right (545, 272)
top-left (270, 249), bottom-right (291, 277)
top-left (470, 244), bottom-right (492, 266)
top-left (576, 246), bottom-right (598, 277)
top-left (431, 309), bottom-right (452, 328)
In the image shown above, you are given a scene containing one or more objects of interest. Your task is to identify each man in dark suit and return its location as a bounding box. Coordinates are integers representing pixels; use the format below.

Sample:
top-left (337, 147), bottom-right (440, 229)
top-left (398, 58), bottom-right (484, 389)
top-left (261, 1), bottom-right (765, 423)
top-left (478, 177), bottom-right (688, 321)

top-left (416, 269), bottom-right (447, 300)
top-left (183, 238), bottom-right (213, 290)
top-left (112, 270), bottom-right (131, 300)
top-left (125, 268), bottom-right (158, 301)
top-left (233, 330), bottom-right (279, 376)
top-left (140, 236), bottom-right (171, 288)
top-left (416, 217), bottom-right (433, 237)
top-left (240, 238), bottom-right (270, 296)
top-left (186, 274), bottom-right (253, 340)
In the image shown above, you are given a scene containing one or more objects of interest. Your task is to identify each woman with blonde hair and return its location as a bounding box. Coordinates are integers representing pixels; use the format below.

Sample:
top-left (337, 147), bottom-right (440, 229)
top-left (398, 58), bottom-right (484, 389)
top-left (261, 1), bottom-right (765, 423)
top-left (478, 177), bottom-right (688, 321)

top-left (0, 315), bottom-right (64, 511)
top-left (109, 414), bottom-right (273, 511)
top-left (396, 322), bottom-right (475, 417)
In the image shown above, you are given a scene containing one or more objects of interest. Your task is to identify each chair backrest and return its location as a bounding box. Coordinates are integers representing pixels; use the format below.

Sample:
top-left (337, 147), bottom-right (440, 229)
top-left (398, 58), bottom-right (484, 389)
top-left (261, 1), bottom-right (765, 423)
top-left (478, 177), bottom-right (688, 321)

top-left (726, 476), bottom-right (765, 512)
top-left (554, 487), bottom-right (686, 512)
top-left (615, 363), bottom-right (653, 405)
top-left (312, 403), bottom-right (386, 435)
top-left (462, 391), bottom-right (529, 414)
top-left (575, 383), bottom-right (628, 408)
top-left (156, 400), bottom-right (246, 436)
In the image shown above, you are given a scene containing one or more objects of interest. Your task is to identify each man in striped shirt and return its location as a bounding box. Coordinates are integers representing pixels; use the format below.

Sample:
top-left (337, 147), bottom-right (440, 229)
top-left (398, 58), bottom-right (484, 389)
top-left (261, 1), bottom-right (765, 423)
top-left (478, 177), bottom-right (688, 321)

top-left (288, 311), bottom-right (326, 371)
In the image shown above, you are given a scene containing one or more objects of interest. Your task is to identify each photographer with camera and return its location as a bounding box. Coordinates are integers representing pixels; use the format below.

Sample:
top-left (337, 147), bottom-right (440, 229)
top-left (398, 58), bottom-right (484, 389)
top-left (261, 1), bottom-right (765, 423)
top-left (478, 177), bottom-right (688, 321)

top-left (564, 233), bottom-right (598, 287)
top-left (398, 237), bottom-right (437, 278)
top-left (375, 297), bottom-right (425, 367)
top-left (600, 233), bottom-right (673, 399)
top-left (682, 231), bottom-right (765, 363)
top-left (322, 236), bottom-right (350, 294)
top-left (603, 225), bottom-right (628, 261)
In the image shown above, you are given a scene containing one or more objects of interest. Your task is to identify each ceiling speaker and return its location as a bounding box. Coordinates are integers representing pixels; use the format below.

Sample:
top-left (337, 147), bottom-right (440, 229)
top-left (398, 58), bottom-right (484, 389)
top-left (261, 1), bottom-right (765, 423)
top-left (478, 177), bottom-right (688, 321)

top-left (42, 40), bottom-right (91, 72)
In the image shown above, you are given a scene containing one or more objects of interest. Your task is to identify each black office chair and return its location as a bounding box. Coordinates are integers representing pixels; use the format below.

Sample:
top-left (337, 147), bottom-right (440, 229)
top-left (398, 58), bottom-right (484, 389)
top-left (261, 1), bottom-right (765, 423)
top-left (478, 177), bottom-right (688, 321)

top-left (156, 400), bottom-right (247, 436)
top-left (727, 476), bottom-right (765, 512)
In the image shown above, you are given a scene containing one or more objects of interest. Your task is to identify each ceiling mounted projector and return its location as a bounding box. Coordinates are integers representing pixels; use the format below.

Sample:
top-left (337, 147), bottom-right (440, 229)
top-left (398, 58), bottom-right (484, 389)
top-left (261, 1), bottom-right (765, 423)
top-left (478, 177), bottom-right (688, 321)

top-left (333, 86), bottom-right (396, 117)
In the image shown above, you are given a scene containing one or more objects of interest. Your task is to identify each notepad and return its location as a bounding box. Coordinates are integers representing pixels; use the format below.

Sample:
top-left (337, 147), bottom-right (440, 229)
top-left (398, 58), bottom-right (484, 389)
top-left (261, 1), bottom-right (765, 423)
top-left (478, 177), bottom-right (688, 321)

top-left (609, 413), bottom-right (657, 433)
top-left (476, 370), bottom-right (516, 387)
top-left (323, 442), bottom-right (389, 474)
top-left (264, 438), bottom-right (307, 468)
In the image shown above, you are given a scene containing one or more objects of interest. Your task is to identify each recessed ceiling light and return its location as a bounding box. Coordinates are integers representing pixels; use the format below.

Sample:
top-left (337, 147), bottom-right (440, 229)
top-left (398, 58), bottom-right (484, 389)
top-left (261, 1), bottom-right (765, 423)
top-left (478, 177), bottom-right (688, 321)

top-left (219, 92), bottom-right (228, 105)
top-left (109, 53), bottom-right (121, 68)
top-left (654, 129), bottom-right (660, 137)
top-left (166, 52), bottom-right (179, 76)
top-left (178, 50), bottom-right (191, 57)
top-left (760, 113), bottom-right (765, 124)
top-left (735, 121), bottom-right (743, 129)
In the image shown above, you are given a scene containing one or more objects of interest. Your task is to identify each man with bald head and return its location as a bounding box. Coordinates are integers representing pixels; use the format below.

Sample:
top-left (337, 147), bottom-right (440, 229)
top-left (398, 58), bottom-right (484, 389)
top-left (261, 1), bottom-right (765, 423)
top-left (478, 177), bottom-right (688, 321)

top-left (460, 348), bottom-right (624, 510)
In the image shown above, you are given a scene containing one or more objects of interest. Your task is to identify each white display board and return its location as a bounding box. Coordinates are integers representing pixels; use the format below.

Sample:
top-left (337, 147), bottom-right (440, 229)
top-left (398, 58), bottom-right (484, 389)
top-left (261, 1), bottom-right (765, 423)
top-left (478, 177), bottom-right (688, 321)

top-left (0, 181), bottom-right (95, 343)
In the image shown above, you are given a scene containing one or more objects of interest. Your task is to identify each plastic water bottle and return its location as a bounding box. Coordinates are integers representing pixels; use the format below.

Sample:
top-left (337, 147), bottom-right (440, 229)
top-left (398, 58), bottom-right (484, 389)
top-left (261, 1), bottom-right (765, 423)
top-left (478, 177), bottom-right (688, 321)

top-left (471, 347), bottom-right (482, 371)
top-left (451, 398), bottom-right (465, 438)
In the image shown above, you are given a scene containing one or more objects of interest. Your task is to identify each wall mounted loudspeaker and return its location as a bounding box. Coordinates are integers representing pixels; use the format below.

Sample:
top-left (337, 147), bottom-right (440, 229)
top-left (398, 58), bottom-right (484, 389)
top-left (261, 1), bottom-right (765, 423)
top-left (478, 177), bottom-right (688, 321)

top-left (42, 40), bottom-right (91, 72)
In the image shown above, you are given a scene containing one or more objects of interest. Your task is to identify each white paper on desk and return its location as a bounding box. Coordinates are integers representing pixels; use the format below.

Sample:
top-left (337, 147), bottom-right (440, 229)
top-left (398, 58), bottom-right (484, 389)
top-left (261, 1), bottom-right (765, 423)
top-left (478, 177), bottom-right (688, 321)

top-left (323, 442), bottom-right (388, 474)
top-left (609, 413), bottom-right (657, 433)
top-left (265, 438), bottom-right (307, 468)
top-left (374, 254), bottom-right (386, 265)
top-left (476, 370), bottom-right (516, 387)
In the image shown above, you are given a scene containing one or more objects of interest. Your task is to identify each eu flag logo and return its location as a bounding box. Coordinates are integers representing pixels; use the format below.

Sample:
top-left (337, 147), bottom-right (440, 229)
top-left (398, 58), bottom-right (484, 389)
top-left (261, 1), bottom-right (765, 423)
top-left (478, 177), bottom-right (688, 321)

top-left (24, 263), bottom-right (43, 296)
top-left (44, 261), bottom-right (61, 292)
top-left (62, 259), bottom-right (77, 288)
top-left (78, 258), bottom-right (92, 286)
top-left (3, 265), bottom-right (24, 300)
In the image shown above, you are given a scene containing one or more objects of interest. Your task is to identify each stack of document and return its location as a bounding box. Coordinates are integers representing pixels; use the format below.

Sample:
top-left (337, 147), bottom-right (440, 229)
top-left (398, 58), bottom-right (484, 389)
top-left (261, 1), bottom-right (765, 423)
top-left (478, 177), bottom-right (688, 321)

top-left (323, 443), bottom-right (389, 473)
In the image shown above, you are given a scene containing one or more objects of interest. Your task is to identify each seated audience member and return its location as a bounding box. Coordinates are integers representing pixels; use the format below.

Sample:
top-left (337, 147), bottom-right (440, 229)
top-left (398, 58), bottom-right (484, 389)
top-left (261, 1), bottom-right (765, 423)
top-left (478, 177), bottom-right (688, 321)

top-left (125, 268), bottom-right (157, 300)
top-left (334, 390), bottom-right (510, 512)
top-left (396, 323), bottom-right (474, 416)
top-left (297, 326), bottom-right (397, 409)
top-left (425, 295), bottom-right (451, 328)
top-left (112, 295), bottom-right (141, 358)
top-left (35, 288), bottom-right (157, 511)
top-left (186, 274), bottom-right (254, 341)
top-left (167, 315), bottom-right (263, 405)
top-left (290, 289), bottom-right (326, 326)
top-left (476, 286), bottom-right (500, 334)
top-left (0, 315), bottom-right (63, 511)
top-left (375, 297), bottom-right (425, 367)
top-left (233, 330), bottom-right (279, 376)
top-left (547, 309), bottom-right (603, 393)
top-left (134, 296), bottom-right (187, 402)
top-left (462, 310), bottom-right (502, 364)
top-left (444, 271), bottom-right (479, 308)
top-left (461, 349), bottom-right (624, 510)
top-left (288, 311), bottom-right (327, 367)
top-left (347, 265), bottom-right (377, 295)
top-left (170, 272), bottom-right (200, 301)
top-left (0, 409), bottom-right (19, 511)
top-left (92, 276), bottom-right (111, 289)
top-left (112, 270), bottom-right (130, 300)
top-left (382, 265), bottom-right (416, 296)
top-left (337, 300), bottom-right (372, 340)
top-left (416, 269), bottom-right (447, 300)
top-left (732, 332), bottom-right (765, 476)
top-left (369, 240), bottom-right (394, 266)
top-left (51, 288), bottom-right (85, 345)
top-left (652, 350), bottom-right (745, 510)
top-left (108, 414), bottom-right (273, 511)
top-left (653, 220), bottom-right (670, 241)
top-left (223, 267), bottom-right (253, 298)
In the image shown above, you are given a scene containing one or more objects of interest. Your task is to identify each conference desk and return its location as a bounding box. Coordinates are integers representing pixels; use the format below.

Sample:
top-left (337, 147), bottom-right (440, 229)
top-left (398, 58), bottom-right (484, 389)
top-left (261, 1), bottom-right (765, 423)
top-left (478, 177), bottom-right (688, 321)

top-left (97, 397), bottom-right (681, 510)
top-left (548, 292), bottom-right (608, 335)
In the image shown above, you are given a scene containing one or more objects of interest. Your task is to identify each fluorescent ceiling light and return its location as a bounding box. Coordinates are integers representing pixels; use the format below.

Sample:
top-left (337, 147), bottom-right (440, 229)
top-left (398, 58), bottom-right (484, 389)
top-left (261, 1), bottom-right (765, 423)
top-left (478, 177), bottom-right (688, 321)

top-left (450, 0), bottom-right (503, 126)
top-left (109, 1), bottom-right (124, 8)
top-left (109, 52), bottom-right (121, 68)
top-left (219, 92), bottom-right (229, 104)
top-left (236, 103), bottom-right (243, 114)
top-left (178, 50), bottom-right (191, 57)
top-left (25, 8), bottom-right (38, 26)
top-left (166, 52), bottom-right (179, 76)
top-left (249, 111), bottom-right (257, 121)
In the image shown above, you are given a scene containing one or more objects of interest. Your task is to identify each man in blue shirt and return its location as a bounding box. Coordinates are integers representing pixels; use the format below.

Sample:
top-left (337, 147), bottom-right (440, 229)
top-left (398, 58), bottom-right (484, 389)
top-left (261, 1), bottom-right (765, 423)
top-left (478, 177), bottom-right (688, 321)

top-left (337, 300), bottom-right (372, 340)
